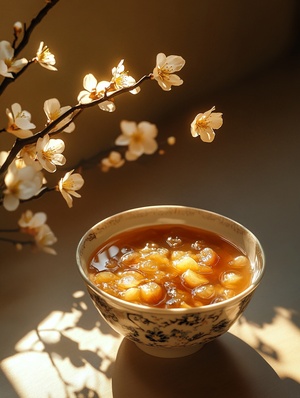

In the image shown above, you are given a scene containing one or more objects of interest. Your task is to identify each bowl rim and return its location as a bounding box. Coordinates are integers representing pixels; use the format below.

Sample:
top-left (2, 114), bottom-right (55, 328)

top-left (76, 205), bottom-right (266, 314)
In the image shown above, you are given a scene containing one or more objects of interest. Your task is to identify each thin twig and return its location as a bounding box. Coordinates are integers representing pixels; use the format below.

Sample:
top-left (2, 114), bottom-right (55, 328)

top-left (0, 186), bottom-right (55, 207)
top-left (0, 228), bottom-right (19, 233)
top-left (0, 236), bottom-right (33, 246)
top-left (0, 0), bottom-right (60, 95)
top-left (14, 0), bottom-right (60, 58)
top-left (20, 186), bottom-right (56, 203)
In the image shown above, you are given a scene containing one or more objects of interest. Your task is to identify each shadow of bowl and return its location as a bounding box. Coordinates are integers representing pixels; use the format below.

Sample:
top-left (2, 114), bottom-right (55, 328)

top-left (112, 332), bottom-right (286, 398)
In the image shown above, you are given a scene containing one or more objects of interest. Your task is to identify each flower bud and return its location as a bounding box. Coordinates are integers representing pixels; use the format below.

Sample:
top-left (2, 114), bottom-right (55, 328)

top-left (13, 21), bottom-right (23, 35)
top-left (167, 136), bottom-right (176, 145)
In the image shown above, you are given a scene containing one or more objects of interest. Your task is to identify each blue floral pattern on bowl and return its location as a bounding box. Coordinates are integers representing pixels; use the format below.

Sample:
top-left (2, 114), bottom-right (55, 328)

top-left (87, 286), bottom-right (253, 349)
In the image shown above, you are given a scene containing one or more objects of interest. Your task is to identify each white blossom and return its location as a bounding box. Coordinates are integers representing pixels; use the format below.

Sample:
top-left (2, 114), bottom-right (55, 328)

top-left (3, 162), bottom-right (43, 211)
top-left (0, 40), bottom-right (27, 78)
top-left (18, 210), bottom-right (47, 232)
top-left (111, 59), bottom-right (140, 94)
top-left (190, 107), bottom-right (223, 142)
top-left (44, 98), bottom-right (75, 133)
top-left (58, 169), bottom-right (84, 208)
top-left (6, 103), bottom-right (36, 138)
top-left (77, 73), bottom-right (115, 112)
top-left (17, 144), bottom-right (41, 168)
top-left (18, 210), bottom-right (57, 254)
top-left (115, 120), bottom-right (158, 161)
top-left (152, 53), bottom-right (185, 91)
top-left (34, 224), bottom-right (57, 255)
top-left (101, 151), bottom-right (125, 172)
top-left (36, 134), bottom-right (66, 173)
top-left (35, 41), bottom-right (57, 71)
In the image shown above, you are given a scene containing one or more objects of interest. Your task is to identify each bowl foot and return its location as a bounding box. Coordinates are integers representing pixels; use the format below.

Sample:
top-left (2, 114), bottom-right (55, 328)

top-left (135, 342), bottom-right (204, 358)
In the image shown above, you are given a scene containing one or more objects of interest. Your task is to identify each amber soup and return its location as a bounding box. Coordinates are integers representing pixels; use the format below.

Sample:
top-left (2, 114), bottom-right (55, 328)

top-left (88, 224), bottom-right (252, 309)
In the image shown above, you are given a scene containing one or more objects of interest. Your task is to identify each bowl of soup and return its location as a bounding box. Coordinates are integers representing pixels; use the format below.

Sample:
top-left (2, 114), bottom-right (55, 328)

top-left (76, 205), bottom-right (265, 358)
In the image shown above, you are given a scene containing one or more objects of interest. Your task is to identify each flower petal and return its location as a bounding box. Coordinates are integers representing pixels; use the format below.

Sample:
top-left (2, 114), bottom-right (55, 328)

top-left (156, 53), bottom-right (166, 67)
top-left (99, 101), bottom-right (116, 112)
top-left (120, 120), bottom-right (137, 137)
top-left (115, 135), bottom-right (130, 146)
top-left (9, 58), bottom-right (28, 73)
top-left (200, 127), bottom-right (215, 143)
top-left (44, 98), bottom-right (60, 117)
top-left (138, 121), bottom-right (158, 138)
top-left (142, 139), bottom-right (158, 154)
top-left (83, 73), bottom-right (97, 91)
top-left (3, 194), bottom-right (19, 211)
top-left (0, 40), bottom-right (14, 59)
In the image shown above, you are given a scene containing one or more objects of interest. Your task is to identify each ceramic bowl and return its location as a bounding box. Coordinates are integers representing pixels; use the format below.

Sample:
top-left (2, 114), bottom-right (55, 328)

top-left (76, 205), bottom-right (265, 358)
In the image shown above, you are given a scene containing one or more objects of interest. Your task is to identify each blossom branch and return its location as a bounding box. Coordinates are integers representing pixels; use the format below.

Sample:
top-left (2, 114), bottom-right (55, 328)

top-left (0, 73), bottom-right (152, 179)
top-left (0, 48), bottom-right (205, 256)
top-left (71, 134), bottom-right (175, 172)
top-left (0, 236), bottom-right (33, 247)
top-left (0, 60), bottom-right (33, 95)
top-left (0, 186), bottom-right (55, 207)
top-left (14, 1), bottom-right (60, 57)
top-left (0, 0), bottom-right (59, 95)
top-left (20, 186), bottom-right (56, 203)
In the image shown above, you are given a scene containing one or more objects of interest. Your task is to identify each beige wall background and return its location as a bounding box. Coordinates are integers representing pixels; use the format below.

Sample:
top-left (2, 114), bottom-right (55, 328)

top-left (0, 0), bottom-right (298, 167)
top-left (1, 5), bottom-right (300, 395)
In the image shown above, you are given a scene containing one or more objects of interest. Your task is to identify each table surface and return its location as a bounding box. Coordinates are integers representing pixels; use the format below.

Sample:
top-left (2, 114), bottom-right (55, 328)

top-left (1, 55), bottom-right (300, 397)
